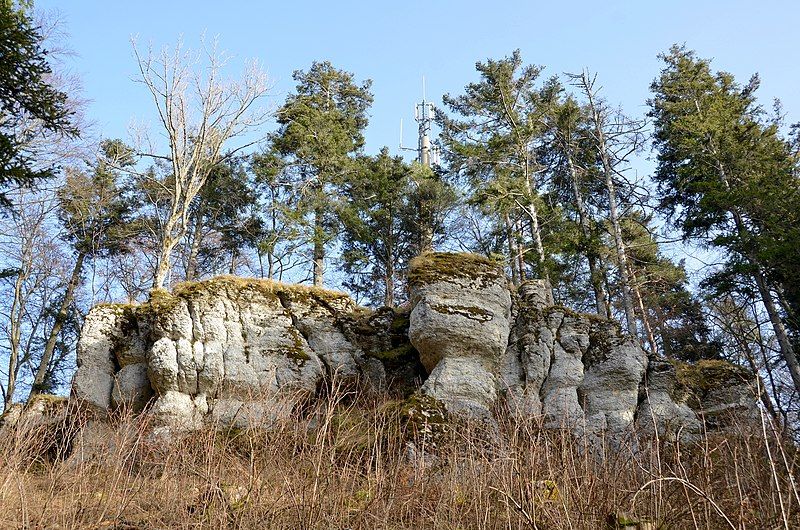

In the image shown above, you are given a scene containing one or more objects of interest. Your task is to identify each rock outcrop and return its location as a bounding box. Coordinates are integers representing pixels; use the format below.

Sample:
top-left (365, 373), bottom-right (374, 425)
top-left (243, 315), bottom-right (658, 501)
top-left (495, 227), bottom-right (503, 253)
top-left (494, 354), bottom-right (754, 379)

top-left (71, 253), bottom-right (759, 442)
top-left (405, 254), bottom-right (757, 442)
top-left (74, 278), bottom-right (407, 431)
top-left (500, 279), bottom-right (649, 439)
top-left (408, 253), bottom-right (512, 419)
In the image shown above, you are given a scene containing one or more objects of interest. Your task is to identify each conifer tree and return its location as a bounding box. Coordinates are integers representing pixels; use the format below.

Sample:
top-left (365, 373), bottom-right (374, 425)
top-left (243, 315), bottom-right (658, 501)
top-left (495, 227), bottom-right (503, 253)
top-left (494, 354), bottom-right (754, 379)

top-left (339, 149), bottom-right (413, 307)
top-left (29, 140), bottom-right (131, 396)
top-left (270, 62), bottom-right (373, 287)
top-left (649, 45), bottom-right (800, 392)
top-left (0, 1), bottom-right (76, 207)
top-left (438, 50), bottom-right (560, 281)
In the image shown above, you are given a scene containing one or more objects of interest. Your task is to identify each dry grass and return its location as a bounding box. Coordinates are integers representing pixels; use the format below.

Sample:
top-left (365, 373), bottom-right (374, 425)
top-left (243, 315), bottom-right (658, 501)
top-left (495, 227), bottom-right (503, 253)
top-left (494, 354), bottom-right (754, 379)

top-left (1, 389), bottom-right (799, 529)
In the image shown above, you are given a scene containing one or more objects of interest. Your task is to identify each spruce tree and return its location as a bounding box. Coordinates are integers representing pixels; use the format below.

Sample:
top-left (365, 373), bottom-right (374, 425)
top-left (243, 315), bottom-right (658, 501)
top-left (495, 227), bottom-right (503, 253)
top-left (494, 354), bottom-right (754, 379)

top-left (270, 62), bottom-right (373, 287)
top-left (649, 45), bottom-right (800, 392)
top-left (0, 1), bottom-right (76, 207)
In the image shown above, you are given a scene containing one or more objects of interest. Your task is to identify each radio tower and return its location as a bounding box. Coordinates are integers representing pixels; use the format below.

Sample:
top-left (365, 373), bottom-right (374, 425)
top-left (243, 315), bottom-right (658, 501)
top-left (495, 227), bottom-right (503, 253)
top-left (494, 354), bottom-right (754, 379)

top-left (400, 77), bottom-right (439, 167)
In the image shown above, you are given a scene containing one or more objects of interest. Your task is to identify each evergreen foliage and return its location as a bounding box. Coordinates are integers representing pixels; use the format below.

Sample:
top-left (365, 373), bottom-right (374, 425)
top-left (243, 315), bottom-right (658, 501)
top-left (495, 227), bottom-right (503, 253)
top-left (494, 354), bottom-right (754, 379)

top-left (0, 1), bottom-right (76, 207)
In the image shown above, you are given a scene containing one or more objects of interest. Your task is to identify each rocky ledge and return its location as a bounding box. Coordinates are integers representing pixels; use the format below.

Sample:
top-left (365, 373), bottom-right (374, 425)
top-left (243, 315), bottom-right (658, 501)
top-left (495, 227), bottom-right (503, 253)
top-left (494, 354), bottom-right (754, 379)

top-left (70, 252), bottom-right (759, 442)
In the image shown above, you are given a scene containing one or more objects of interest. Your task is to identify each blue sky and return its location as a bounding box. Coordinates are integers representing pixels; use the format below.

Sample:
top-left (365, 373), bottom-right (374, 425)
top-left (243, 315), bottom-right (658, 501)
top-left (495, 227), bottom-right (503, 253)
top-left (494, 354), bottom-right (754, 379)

top-left (38, 0), bottom-right (800, 158)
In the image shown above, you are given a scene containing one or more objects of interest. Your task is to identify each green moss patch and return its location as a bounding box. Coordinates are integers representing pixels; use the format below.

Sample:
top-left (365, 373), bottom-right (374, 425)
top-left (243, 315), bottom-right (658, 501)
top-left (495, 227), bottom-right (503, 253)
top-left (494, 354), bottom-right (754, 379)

top-left (171, 275), bottom-right (351, 307)
top-left (408, 252), bottom-right (505, 288)
top-left (674, 359), bottom-right (753, 395)
top-left (366, 343), bottom-right (417, 368)
top-left (429, 303), bottom-right (494, 322)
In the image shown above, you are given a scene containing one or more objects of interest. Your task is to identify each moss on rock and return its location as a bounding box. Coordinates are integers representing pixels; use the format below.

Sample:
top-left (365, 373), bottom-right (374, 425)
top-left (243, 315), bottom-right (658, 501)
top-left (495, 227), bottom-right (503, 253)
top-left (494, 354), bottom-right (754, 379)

top-left (408, 252), bottom-right (505, 288)
top-left (674, 359), bottom-right (752, 395)
top-left (366, 343), bottom-right (417, 368)
top-left (389, 393), bottom-right (449, 446)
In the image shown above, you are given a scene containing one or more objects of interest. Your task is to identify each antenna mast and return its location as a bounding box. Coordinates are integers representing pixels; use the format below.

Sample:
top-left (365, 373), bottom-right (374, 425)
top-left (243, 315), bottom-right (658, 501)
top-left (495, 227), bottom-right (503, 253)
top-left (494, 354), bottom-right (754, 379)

top-left (400, 76), bottom-right (439, 167)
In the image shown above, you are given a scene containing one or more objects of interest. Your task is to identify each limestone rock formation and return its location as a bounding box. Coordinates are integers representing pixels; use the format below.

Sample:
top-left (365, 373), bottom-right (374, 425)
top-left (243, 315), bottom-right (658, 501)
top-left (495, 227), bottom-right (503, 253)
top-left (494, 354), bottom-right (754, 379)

top-left (405, 253), bottom-right (756, 442)
top-left (71, 253), bottom-right (759, 442)
top-left (73, 278), bottom-right (388, 431)
top-left (408, 253), bottom-right (512, 418)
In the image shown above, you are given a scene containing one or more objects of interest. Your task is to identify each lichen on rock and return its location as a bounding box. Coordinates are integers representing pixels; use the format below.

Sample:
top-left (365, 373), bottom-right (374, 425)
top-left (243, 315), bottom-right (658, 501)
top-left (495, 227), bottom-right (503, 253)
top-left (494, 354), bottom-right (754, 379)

top-left (70, 253), bottom-right (758, 446)
top-left (72, 276), bottom-right (391, 433)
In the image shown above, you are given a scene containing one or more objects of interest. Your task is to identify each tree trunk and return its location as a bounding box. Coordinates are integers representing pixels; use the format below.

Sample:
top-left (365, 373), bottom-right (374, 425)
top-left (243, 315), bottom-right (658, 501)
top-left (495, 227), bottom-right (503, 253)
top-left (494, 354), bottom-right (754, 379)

top-left (754, 270), bottom-right (800, 394)
top-left (566, 153), bottom-right (608, 316)
top-left (520, 175), bottom-right (548, 282)
top-left (417, 195), bottom-right (434, 255)
top-left (313, 206), bottom-right (325, 287)
top-left (605, 170), bottom-right (638, 335)
top-left (504, 212), bottom-right (520, 286)
top-left (733, 325), bottom-right (782, 426)
top-left (29, 252), bottom-right (86, 397)
top-left (588, 110), bottom-right (637, 333)
top-left (515, 219), bottom-right (526, 282)
top-left (185, 209), bottom-right (204, 282)
top-left (153, 212), bottom-right (185, 290)
top-left (579, 75), bottom-right (638, 333)
top-left (153, 239), bottom-right (177, 290)
top-left (628, 262), bottom-right (658, 355)
top-left (4, 271), bottom-right (26, 410)
top-left (384, 269), bottom-right (395, 308)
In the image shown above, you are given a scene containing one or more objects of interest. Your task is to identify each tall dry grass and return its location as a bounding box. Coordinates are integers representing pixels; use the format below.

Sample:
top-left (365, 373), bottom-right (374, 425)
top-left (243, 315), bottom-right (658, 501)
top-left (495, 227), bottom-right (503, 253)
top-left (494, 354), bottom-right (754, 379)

top-left (1, 387), bottom-right (798, 529)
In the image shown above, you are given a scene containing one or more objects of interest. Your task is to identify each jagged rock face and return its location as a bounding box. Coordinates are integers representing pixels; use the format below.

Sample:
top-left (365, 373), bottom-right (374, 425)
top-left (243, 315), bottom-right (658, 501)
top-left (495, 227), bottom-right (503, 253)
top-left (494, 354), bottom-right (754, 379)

top-left (498, 279), bottom-right (648, 439)
top-left (406, 253), bottom-right (756, 442)
top-left (635, 359), bottom-right (701, 441)
top-left (73, 278), bottom-right (387, 430)
top-left (72, 254), bottom-right (758, 442)
top-left (407, 253), bottom-right (512, 418)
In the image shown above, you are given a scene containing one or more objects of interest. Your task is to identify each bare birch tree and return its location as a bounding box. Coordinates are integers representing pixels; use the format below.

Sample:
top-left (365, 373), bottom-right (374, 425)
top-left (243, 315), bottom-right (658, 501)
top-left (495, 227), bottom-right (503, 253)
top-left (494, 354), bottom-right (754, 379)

top-left (131, 38), bottom-right (271, 289)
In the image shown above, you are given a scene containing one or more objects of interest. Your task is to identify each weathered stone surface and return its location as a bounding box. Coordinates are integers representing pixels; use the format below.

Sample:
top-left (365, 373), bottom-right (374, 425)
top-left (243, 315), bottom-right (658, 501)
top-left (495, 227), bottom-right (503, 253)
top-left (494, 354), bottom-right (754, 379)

top-left (635, 359), bottom-right (701, 441)
top-left (405, 253), bottom-right (754, 443)
top-left (71, 254), bottom-right (758, 445)
top-left (111, 363), bottom-right (153, 411)
top-left (581, 333), bottom-right (647, 436)
top-left (72, 277), bottom-right (388, 432)
top-left (408, 253), bottom-right (512, 417)
top-left (72, 306), bottom-right (121, 410)
top-left (421, 356), bottom-right (497, 418)
top-left (674, 360), bottom-right (759, 429)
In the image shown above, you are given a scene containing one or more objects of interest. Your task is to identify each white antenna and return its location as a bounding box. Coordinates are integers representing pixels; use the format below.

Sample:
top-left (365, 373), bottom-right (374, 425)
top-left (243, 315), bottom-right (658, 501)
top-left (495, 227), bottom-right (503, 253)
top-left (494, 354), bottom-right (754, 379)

top-left (400, 77), bottom-right (437, 169)
top-left (416, 76), bottom-right (435, 167)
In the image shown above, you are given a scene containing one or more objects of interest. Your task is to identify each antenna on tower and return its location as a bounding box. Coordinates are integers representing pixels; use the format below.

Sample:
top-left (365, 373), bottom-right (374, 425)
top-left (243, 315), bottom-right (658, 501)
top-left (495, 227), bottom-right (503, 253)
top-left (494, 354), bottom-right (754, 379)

top-left (400, 77), bottom-right (438, 167)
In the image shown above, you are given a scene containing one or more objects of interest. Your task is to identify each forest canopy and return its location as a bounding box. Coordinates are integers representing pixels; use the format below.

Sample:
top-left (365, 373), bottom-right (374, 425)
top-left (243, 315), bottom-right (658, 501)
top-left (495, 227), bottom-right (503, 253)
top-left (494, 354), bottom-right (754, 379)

top-left (1, 4), bottom-right (799, 434)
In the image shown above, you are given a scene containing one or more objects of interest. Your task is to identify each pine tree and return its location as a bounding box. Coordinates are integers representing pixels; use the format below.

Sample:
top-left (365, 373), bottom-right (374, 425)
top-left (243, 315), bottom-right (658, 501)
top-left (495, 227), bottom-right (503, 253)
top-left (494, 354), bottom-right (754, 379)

top-left (270, 62), bottom-right (373, 287)
top-left (570, 71), bottom-right (647, 336)
top-left (339, 149), bottom-right (413, 307)
top-left (545, 94), bottom-right (611, 315)
top-left (438, 50), bottom-right (560, 282)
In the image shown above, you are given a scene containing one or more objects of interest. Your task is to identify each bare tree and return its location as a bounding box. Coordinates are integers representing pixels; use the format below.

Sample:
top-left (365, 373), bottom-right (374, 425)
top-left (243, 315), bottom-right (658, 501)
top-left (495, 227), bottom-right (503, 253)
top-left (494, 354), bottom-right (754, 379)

top-left (131, 38), bottom-right (271, 289)
top-left (571, 71), bottom-right (646, 336)
top-left (0, 188), bottom-right (71, 409)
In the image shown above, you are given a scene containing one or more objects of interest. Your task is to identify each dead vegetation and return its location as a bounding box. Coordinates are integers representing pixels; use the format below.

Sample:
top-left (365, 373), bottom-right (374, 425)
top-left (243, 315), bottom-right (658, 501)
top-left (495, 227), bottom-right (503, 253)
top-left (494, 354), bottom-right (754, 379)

top-left (1, 386), bottom-right (798, 529)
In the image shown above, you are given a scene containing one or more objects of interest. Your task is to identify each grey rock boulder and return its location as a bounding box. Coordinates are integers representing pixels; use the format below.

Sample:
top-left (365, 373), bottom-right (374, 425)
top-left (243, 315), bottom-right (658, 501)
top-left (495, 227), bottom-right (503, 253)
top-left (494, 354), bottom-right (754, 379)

top-left (408, 253), bottom-right (512, 418)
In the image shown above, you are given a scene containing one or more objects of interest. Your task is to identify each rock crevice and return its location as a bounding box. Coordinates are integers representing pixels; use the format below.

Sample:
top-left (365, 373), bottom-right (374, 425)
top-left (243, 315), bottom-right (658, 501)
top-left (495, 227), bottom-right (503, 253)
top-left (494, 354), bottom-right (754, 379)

top-left (72, 255), bottom-right (758, 440)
